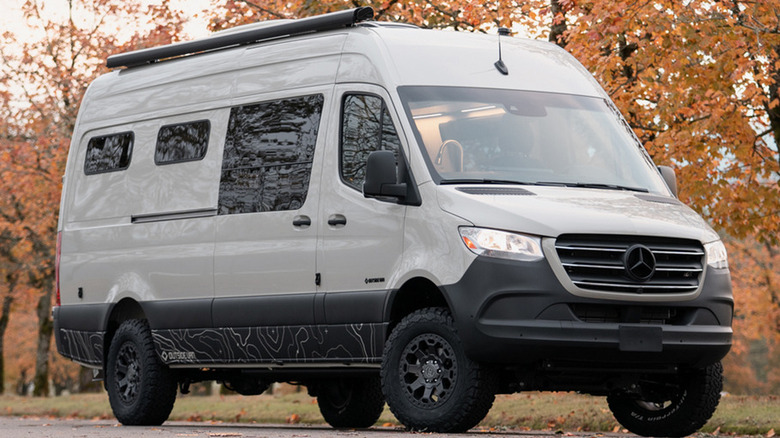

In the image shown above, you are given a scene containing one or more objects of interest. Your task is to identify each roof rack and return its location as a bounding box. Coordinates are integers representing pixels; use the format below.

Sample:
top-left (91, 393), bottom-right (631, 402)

top-left (106, 7), bottom-right (375, 69)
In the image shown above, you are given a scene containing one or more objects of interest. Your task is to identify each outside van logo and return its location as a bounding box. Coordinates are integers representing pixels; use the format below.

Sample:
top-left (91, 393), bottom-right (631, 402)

top-left (161, 350), bottom-right (196, 362)
top-left (365, 277), bottom-right (385, 284)
top-left (624, 244), bottom-right (656, 282)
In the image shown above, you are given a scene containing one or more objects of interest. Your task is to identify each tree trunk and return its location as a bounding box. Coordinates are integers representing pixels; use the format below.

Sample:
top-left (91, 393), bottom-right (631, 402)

top-left (0, 293), bottom-right (14, 395)
top-left (0, 273), bottom-right (17, 396)
top-left (32, 287), bottom-right (53, 397)
top-left (549, 0), bottom-right (567, 48)
top-left (765, 47), bottom-right (780, 174)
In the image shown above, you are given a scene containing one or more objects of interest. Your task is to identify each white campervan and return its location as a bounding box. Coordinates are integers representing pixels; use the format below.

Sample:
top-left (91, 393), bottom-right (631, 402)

top-left (54, 7), bottom-right (732, 436)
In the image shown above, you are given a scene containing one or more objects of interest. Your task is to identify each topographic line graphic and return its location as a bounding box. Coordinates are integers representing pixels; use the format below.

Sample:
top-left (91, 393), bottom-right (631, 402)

top-left (151, 324), bottom-right (384, 365)
top-left (60, 329), bottom-right (104, 365)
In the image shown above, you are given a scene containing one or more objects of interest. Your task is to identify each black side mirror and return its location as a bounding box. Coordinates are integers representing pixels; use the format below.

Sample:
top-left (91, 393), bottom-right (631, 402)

top-left (363, 151), bottom-right (407, 198)
top-left (657, 165), bottom-right (677, 197)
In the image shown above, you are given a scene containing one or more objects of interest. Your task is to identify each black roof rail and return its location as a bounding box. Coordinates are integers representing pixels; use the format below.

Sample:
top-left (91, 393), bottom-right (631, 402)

top-left (106, 7), bottom-right (374, 69)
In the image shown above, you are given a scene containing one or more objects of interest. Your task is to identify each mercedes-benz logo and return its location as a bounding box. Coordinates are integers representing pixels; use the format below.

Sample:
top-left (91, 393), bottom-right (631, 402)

top-left (624, 244), bottom-right (656, 282)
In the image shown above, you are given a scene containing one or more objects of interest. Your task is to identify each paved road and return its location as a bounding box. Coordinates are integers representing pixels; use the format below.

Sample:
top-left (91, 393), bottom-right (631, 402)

top-left (0, 417), bottom-right (624, 438)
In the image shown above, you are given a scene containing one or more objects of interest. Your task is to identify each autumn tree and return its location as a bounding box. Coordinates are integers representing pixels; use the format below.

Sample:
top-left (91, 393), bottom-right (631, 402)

top-left (0, 34), bottom-right (56, 395)
top-left (559, 1), bottom-right (779, 242)
top-left (0, 0), bottom-right (188, 396)
top-left (206, 0), bottom-right (521, 32)
top-left (722, 238), bottom-right (780, 392)
top-left (0, 236), bottom-right (23, 394)
top-left (0, 68), bottom-right (18, 395)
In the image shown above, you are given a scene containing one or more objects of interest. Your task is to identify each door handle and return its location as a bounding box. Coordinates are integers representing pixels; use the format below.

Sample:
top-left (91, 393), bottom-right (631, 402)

top-left (292, 215), bottom-right (311, 227)
top-left (327, 214), bottom-right (347, 227)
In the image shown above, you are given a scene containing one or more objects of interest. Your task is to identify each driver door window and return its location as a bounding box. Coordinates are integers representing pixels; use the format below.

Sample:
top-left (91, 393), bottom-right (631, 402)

top-left (340, 94), bottom-right (400, 190)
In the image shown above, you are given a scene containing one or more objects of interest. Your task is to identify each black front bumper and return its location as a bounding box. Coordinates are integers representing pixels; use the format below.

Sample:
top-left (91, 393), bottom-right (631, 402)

top-left (442, 256), bottom-right (733, 369)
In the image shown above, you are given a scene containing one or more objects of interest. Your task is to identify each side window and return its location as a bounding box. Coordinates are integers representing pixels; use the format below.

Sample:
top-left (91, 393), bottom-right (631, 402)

top-left (218, 94), bottom-right (324, 215)
top-left (155, 120), bottom-right (210, 165)
top-left (341, 94), bottom-right (401, 190)
top-left (84, 132), bottom-right (134, 175)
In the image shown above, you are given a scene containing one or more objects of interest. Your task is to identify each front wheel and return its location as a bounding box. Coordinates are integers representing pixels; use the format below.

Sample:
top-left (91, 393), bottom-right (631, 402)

top-left (106, 319), bottom-right (177, 425)
top-left (607, 362), bottom-right (723, 437)
top-left (316, 377), bottom-right (385, 428)
top-left (381, 308), bottom-right (495, 432)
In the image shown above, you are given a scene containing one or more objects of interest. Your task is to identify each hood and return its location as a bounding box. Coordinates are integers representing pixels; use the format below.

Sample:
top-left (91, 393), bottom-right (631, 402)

top-left (436, 185), bottom-right (719, 243)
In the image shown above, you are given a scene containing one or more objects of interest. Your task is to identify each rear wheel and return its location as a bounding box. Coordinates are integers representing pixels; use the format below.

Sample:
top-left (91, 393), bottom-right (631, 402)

top-left (381, 307), bottom-right (495, 432)
top-left (607, 362), bottom-right (723, 437)
top-left (316, 377), bottom-right (385, 428)
top-left (106, 319), bottom-right (177, 425)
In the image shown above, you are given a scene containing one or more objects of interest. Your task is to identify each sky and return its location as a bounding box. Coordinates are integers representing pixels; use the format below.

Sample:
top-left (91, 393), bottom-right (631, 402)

top-left (0, 0), bottom-right (213, 43)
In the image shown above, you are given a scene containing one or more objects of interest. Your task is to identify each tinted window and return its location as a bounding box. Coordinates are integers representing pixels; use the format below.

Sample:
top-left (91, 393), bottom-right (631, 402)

top-left (218, 94), bottom-right (324, 215)
top-left (155, 120), bottom-right (210, 164)
top-left (341, 94), bottom-right (401, 190)
top-left (84, 132), bottom-right (134, 175)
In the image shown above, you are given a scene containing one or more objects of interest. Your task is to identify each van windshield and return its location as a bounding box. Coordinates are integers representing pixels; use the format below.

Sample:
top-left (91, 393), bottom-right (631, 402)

top-left (397, 86), bottom-right (670, 195)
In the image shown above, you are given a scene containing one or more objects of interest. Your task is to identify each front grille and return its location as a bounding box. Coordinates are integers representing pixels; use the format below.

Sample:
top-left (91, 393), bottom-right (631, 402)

top-left (555, 235), bottom-right (704, 294)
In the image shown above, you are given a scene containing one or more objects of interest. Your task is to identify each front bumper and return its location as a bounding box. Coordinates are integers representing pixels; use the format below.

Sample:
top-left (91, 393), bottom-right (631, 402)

top-left (442, 256), bottom-right (733, 369)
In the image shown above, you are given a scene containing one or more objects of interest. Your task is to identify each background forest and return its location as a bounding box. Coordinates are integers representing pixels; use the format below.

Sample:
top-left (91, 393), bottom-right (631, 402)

top-left (0, 0), bottom-right (778, 396)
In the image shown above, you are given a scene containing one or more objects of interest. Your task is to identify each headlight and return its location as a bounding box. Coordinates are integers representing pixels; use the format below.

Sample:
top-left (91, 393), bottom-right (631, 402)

top-left (459, 227), bottom-right (544, 261)
top-left (704, 240), bottom-right (728, 270)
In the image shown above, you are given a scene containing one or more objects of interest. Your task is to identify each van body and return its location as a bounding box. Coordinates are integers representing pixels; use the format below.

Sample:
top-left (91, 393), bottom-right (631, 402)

top-left (54, 8), bottom-right (732, 436)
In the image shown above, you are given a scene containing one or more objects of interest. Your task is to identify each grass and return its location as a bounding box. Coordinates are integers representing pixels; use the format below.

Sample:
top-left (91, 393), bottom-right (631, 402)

top-left (0, 391), bottom-right (777, 435)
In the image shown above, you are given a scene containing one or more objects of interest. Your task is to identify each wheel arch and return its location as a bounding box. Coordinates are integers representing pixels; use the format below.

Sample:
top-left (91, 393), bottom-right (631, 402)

top-left (103, 298), bottom-right (146, 366)
top-left (384, 277), bottom-right (451, 335)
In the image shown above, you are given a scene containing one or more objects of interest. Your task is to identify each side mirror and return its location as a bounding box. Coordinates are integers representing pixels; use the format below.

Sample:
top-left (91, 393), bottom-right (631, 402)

top-left (363, 150), bottom-right (407, 198)
top-left (657, 165), bottom-right (677, 197)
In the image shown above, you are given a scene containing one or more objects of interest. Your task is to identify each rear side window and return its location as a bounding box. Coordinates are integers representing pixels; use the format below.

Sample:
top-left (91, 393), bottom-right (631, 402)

top-left (84, 132), bottom-right (134, 175)
top-left (155, 120), bottom-right (210, 165)
top-left (341, 94), bottom-right (401, 190)
top-left (218, 94), bottom-right (324, 215)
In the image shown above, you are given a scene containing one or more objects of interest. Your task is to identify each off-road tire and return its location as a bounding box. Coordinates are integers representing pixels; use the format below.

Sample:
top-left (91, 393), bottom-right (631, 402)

top-left (381, 307), bottom-right (496, 432)
top-left (607, 362), bottom-right (723, 437)
top-left (106, 319), bottom-right (177, 425)
top-left (317, 376), bottom-right (385, 428)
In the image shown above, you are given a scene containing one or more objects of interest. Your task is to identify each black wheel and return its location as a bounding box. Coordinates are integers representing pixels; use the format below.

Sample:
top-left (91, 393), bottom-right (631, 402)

top-left (106, 319), bottom-right (177, 425)
top-left (608, 362), bottom-right (723, 437)
top-left (317, 377), bottom-right (385, 428)
top-left (381, 307), bottom-right (495, 432)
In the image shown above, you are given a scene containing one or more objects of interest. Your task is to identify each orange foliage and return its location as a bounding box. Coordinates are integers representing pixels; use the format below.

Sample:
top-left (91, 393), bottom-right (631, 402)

top-left (724, 238), bottom-right (780, 393)
top-left (558, 1), bottom-right (780, 243)
top-left (206, 0), bottom-right (518, 32)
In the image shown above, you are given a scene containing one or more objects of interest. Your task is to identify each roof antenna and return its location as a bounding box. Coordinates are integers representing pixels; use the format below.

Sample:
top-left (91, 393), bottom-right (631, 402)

top-left (494, 27), bottom-right (510, 75)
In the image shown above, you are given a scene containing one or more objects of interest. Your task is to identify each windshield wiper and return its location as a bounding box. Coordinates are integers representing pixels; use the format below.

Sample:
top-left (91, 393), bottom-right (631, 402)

top-left (537, 181), bottom-right (649, 193)
top-left (440, 178), bottom-right (533, 185)
top-left (439, 179), bottom-right (649, 193)
top-left (440, 179), bottom-right (567, 187)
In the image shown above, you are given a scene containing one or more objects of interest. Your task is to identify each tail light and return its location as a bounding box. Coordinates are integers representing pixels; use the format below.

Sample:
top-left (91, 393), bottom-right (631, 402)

top-left (55, 232), bottom-right (62, 307)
